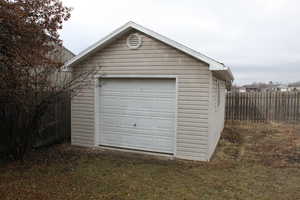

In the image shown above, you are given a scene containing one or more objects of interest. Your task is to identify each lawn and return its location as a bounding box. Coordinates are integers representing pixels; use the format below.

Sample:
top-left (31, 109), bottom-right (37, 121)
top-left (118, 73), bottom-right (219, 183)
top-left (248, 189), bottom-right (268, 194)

top-left (0, 123), bottom-right (299, 200)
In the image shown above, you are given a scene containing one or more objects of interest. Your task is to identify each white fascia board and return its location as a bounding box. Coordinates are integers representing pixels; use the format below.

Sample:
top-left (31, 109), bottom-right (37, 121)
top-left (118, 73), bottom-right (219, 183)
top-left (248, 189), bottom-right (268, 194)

top-left (65, 21), bottom-right (234, 81)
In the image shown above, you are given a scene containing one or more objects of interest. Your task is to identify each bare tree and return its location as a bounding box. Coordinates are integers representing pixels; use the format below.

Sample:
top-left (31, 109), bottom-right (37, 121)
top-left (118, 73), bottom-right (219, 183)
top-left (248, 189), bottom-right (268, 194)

top-left (0, 0), bottom-right (97, 160)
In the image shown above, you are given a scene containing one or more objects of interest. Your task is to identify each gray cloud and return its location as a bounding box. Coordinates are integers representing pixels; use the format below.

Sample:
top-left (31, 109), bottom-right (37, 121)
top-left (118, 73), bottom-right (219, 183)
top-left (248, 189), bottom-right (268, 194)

top-left (60, 0), bottom-right (300, 85)
top-left (233, 63), bottom-right (300, 84)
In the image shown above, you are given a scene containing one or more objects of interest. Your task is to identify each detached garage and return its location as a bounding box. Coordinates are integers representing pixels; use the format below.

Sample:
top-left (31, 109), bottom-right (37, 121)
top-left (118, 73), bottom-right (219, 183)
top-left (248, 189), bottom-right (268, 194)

top-left (65, 22), bottom-right (234, 161)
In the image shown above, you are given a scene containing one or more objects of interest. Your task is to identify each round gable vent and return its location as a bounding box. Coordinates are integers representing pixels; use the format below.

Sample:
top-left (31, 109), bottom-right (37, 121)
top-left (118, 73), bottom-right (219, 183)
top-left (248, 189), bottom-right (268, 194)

top-left (126, 33), bottom-right (142, 49)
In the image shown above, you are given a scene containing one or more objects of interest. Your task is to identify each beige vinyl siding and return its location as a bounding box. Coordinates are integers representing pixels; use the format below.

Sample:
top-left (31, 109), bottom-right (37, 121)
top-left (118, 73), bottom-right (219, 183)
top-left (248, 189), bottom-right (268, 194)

top-left (207, 73), bottom-right (226, 160)
top-left (71, 31), bottom-right (210, 161)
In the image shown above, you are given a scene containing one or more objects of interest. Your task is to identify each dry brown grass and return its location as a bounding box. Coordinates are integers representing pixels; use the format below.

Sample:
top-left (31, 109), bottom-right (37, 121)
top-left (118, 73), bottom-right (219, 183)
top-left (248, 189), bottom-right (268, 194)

top-left (0, 122), bottom-right (299, 200)
top-left (215, 122), bottom-right (300, 168)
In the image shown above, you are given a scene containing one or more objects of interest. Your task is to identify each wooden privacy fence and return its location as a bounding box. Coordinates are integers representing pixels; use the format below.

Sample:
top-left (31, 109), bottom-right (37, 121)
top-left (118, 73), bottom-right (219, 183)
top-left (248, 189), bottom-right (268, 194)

top-left (226, 92), bottom-right (300, 123)
top-left (0, 93), bottom-right (71, 153)
top-left (34, 94), bottom-right (71, 147)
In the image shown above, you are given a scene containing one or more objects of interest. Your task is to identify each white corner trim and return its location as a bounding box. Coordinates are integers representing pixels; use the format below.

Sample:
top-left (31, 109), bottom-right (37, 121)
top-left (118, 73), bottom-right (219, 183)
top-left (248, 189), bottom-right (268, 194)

top-left (64, 21), bottom-right (234, 81)
top-left (207, 72), bottom-right (213, 161)
top-left (174, 77), bottom-right (178, 157)
top-left (94, 78), bottom-right (100, 146)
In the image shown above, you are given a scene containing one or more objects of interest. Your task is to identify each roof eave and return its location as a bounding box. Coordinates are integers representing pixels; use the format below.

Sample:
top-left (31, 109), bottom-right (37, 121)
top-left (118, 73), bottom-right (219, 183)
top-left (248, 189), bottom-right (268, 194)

top-left (211, 67), bottom-right (234, 82)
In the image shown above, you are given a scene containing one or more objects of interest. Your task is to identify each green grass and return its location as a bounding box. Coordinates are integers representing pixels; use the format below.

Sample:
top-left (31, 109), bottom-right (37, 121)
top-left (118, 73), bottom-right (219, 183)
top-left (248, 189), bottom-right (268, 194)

top-left (1, 123), bottom-right (300, 200)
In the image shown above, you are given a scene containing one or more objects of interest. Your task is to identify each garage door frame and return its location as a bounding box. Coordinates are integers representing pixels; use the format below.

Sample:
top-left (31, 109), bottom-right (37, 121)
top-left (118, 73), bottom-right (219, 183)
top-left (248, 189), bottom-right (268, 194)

top-left (94, 75), bottom-right (178, 156)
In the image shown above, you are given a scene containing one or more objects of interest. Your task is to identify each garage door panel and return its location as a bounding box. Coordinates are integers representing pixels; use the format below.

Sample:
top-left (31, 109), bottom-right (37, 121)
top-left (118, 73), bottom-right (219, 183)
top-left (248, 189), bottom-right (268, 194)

top-left (101, 106), bottom-right (175, 115)
top-left (101, 90), bottom-right (175, 99)
top-left (98, 78), bottom-right (176, 154)
top-left (100, 79), bottom-right (175, 90)
top-left (102, 131), bottom-right (174, 141)
top-left (102, 125), bottom-right (174, 137)
top-left (102, 115), bottom-right (175, 129)
top-left (101, 98), bottom-right (175, 110)
top-left (102, 135), bottom-right (174, 153)
top-left (103, 127), bottom-right (174, 138)
top-left (101, 108), bottom-right (175, 118)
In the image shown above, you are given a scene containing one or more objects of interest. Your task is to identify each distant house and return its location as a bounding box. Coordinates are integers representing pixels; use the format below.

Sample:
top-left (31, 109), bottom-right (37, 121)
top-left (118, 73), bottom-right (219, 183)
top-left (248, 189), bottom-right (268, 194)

top-left (245, 86), bottom-right (261, 92)
top-left (288, 82), bottom-right (300, 91)
top-left (269, 84), bottom-right (289, 92)
top-left (288, 86), bottom-right (300, 91)
top-left (239, 87), bottom-right (246, 93)
top-left (238, 82), bottom-right (300, 93)
top-left (231, 86), bottom-right (246, 93)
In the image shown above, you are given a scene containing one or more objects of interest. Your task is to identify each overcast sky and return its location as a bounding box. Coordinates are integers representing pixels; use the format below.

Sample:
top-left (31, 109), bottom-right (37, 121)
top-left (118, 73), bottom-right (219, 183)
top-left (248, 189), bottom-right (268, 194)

top-left (60, 0), bottom-right (300, 85)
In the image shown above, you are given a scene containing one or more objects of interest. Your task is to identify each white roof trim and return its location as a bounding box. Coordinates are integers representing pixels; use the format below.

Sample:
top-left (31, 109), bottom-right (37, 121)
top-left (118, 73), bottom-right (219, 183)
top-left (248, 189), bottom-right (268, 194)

top-left (65, 21), bottom-right (234, 81)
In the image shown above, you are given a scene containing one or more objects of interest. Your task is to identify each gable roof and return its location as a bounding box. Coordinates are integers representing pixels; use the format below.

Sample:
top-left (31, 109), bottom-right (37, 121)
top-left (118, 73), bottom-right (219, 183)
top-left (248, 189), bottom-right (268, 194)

top-left (65, 21), bottom-right (234, 81)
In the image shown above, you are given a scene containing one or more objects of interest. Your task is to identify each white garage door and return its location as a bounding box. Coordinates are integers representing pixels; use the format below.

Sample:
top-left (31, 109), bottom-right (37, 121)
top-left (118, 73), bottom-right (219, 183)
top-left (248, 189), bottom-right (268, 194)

top-left (98, 78), bottom-right (176, 154)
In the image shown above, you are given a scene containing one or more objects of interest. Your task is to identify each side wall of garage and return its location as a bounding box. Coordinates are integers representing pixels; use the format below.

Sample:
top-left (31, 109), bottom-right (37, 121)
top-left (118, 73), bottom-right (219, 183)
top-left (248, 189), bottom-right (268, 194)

top-left (208, 73), bottom-right (226, 160)
top-left (71, 30), bottom-right (211, 161)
